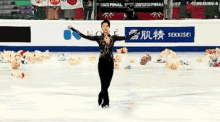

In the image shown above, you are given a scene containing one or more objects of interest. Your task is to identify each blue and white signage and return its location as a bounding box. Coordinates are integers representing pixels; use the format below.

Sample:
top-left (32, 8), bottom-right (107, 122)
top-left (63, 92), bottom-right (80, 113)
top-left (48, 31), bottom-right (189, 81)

top-left (125, 27), bottom-right (195, 43)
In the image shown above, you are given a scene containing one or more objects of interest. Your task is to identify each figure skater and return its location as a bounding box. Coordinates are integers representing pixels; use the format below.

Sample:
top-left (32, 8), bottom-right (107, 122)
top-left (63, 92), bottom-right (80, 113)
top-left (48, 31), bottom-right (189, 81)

top-left (68, 20), bottom-right (140, 108)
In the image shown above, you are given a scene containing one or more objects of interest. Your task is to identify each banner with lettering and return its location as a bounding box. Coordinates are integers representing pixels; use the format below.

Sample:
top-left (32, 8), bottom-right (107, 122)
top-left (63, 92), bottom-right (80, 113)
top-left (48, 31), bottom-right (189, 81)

top-left (125, 27), bottom-right (195, 43)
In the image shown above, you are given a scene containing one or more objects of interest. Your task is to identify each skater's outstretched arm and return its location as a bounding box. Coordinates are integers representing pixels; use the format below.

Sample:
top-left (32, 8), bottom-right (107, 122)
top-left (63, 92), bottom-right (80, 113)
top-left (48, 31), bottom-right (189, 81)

top-left (114, 29), bottom-right (140, 41)
top-left (68, 26), bottom-right (99, 41)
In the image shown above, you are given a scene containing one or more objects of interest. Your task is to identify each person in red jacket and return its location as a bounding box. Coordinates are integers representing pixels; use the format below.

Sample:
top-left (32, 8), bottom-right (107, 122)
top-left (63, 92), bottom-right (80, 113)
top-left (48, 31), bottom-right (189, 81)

top-left (186, 0), bottom-right (193, 18)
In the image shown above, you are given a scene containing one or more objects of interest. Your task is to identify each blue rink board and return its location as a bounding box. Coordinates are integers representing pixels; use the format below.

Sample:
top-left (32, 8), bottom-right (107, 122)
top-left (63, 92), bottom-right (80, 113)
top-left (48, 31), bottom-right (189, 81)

top-left (0, 46), bottom-right (219, 52)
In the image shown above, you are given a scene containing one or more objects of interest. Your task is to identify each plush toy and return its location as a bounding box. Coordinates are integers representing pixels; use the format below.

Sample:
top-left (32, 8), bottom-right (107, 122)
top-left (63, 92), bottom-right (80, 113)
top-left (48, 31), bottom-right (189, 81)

top-left (197, 57), bottom-right (203, 62)
top-left (11, 71), bottom-right (26, 79)
top-left (35, 51), bottom-right (45, 62)
top-left (88, 54), bottom-right (97, 62)
top-left (170, 51), bottom-right (177, 58)
top-left (68, 58), bottom-right (80, 65)
top-left (159, 49), bottom-right (177, 59)
top-left (140, 54), bottom-right (151, 65)
top-left (114, 62), bottom-right (120, 69)
top-left (58, 53), bottom-right (66, 61)
top-left (157, 57), bottom-right (166, 63)
top-left (43, 50), bottom-right (51, 59)
top-left (209, 59), bottom-right (215, 67)
top-left (117, 47), bottom-right (128, 54)
top-left (129, 58), bottom-right (135, 63)
top-left (28, 54), bottom-right (36, 63)
top-left (124, 64), bottom-right (131, 69)
top-left (179, 60), bottom-right (189, 65)
top-left (166, 59), bottom-right (180, 70)
top-left (11, 60), bottom-right (20, 69)
top-left (114, 54), bottom-right (122, 62)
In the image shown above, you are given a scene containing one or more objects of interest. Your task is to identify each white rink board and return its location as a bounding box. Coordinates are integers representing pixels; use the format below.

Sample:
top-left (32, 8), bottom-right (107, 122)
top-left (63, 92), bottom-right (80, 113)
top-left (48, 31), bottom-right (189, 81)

top-left (0, 19), bottom-right (219, 47)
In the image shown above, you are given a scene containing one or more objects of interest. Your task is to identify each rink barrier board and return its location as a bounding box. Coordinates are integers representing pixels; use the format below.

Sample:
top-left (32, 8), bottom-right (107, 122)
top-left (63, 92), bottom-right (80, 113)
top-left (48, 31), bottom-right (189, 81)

top-left (0, 46), bottom-right (220, 52)
top-left (0, 19), bottom-right (220, 51)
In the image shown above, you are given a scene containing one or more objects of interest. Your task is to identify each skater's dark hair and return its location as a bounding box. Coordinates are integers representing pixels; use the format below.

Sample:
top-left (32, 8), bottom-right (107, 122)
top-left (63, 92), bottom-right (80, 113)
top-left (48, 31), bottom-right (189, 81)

top-left (101, 20), bottom-right (110, 27)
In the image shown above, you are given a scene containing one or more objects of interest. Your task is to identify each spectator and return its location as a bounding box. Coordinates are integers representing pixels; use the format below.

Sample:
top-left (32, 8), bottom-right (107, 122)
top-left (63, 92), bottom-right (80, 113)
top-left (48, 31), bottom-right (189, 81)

top-left (62, 0), bottom-right (78, 20)
top-left (74, 0), bottom-right (84, 20)
top-left (31, 0), bottom-right (47, 20)
top-left (186, 0), bottom-right (193, 18)
top-left (83, 0), bottom-right (93, 20)
top-left (60, 0), bottom-right (83, 20)
top-left (124, 4), bottom-right (139, 20)
top-left (46, 0), bottom-right (61, 20)
top-left (64, 9), bottom-right (75, 20)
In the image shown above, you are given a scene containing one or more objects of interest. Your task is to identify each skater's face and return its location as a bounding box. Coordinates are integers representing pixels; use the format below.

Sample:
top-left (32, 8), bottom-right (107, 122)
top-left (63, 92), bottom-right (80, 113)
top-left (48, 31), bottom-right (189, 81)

top-left (101, 23), bottom-right (110, 34)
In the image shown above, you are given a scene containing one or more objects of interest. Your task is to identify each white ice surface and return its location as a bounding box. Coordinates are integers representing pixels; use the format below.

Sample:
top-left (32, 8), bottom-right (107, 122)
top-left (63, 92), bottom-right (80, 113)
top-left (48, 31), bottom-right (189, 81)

top-left (0, 52), bottom-right (220, 122)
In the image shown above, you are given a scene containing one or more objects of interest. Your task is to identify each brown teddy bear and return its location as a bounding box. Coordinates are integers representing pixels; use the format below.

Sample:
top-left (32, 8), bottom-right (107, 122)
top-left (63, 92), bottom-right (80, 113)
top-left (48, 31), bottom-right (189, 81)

top-left (140, 54), bottom-right (151, 65)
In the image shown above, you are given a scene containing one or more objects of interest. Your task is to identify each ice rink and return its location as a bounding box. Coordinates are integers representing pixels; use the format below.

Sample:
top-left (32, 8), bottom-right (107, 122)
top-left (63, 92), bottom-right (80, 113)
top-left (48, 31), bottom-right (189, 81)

top-left (0, 52), bottom-right (220, 122)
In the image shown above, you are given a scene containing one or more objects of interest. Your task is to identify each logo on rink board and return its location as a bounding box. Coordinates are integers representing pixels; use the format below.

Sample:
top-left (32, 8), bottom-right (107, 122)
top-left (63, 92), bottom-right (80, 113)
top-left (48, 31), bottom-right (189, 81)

top-left (64, 29), bottom-right (119, 40)
top-left (64, 29), bottom-right (82, 40)
top-left (125, 27), bottom-right (195, 43)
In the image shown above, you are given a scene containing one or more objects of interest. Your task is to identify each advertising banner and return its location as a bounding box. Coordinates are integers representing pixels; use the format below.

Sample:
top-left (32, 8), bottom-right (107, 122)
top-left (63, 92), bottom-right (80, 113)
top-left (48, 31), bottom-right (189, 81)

top-left (125, 27), bottom-right (195, 43)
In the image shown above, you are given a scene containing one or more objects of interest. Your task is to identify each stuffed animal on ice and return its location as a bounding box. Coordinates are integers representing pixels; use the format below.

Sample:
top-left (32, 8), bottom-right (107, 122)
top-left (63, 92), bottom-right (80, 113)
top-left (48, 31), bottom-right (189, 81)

top-left (157, 49), bottom-right (177, 63)
top-left (124, 64), bottom-right (131, 69)
top-left (58, 53), bottom-right (66, 61)
top-left (161, 49), bottom-right (177, 58)
top-left (68, 58), bottom-right (78, 65)
top-left (166, 58), bottom-right (180, 70)
top-left (157, 57), bottom-right (166, 63)
top-left (129, 58), bottom-right (135, 63)
top-left (36, 54), bottom-right (45, 62)
top-left (43, 50), bottom-right (51, 59)
top-left (208, 57), bottom-right (220, 67)
top-left (114, 54), bottom-right (122, 63)
top-left (76, 57), bottom-right (83, 62)
top-left (18, 50), bottom-right (30, 56)
top-left (20, 52), bottom-right (30, 64)
top-left (11, 71), bottom-right (26, 79)
top-left (11, 60), bottom-right (20, 69)
top-left (6, 53), bottom-right (15, 63)
top-left (2, 50), bottom-right (12, 58)
top-left (140, 54), bottom-right (151, 65)
top-left (197, 57), bottom-right (203, 62)
top-left (114, 62), bottom-right (120, 69)
top-left (0, 53), bottom-right (5, 63)
top-left (68, 57), bottom-right (82, 65)
top-left (205, 48), bottom-right (220, 54)
top-left (88, 54), bottom-right (97, 63)
top-left (117, 47), bottom-right (128, 54)
top-left (179, 60), bottom-right (189, 66)
top-left (26, 54), bottom-right (36, 63)
top-left (34, 51), bottom-right (45, 62)
top-left (0, 52), bottom-right (7, 63)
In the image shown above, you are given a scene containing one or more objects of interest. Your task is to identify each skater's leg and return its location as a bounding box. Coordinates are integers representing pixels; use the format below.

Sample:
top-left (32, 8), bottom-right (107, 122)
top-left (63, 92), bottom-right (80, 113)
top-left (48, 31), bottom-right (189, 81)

top-left (98, 58), bottom-right (114, 108)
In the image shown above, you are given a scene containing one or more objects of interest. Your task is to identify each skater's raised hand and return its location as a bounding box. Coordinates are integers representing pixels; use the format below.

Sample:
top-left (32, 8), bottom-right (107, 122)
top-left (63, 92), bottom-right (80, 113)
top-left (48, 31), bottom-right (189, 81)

top-left (68, 25), bottom-right (72, 29)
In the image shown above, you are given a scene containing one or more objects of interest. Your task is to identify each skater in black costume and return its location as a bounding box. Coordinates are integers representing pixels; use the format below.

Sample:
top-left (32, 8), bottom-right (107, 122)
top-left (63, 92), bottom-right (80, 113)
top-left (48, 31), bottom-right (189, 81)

top-left (68, 20), bottom-right (140, 108)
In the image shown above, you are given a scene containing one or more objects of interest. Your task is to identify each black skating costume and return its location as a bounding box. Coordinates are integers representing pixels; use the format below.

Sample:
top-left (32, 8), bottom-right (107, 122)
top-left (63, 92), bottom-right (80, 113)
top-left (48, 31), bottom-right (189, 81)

top-left (69, 27), bottom-right (140, 108)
